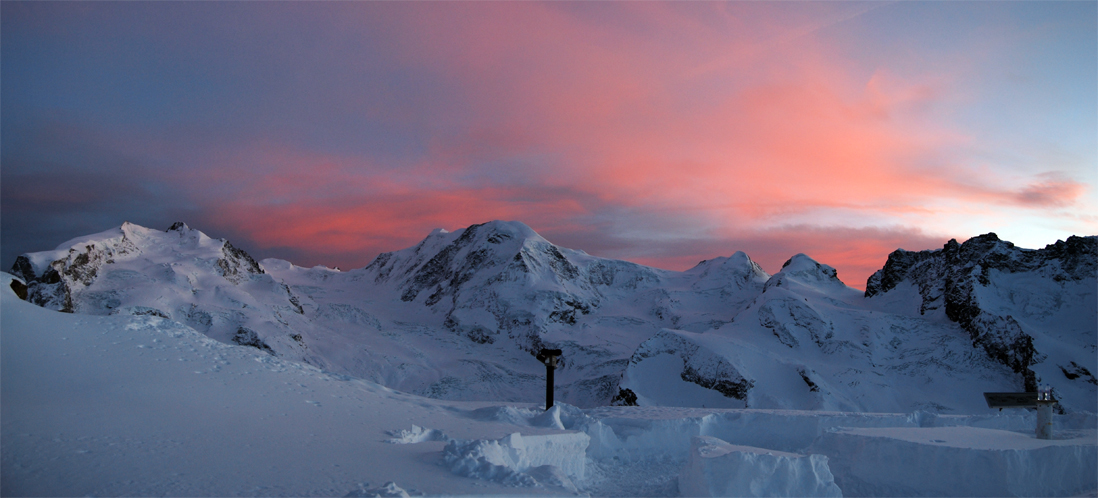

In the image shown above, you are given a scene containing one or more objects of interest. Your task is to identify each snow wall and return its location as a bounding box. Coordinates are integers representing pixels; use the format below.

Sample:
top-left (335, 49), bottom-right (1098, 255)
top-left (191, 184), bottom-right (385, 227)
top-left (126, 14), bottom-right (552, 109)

top-left (403, 404), bottom-right (1097, 497)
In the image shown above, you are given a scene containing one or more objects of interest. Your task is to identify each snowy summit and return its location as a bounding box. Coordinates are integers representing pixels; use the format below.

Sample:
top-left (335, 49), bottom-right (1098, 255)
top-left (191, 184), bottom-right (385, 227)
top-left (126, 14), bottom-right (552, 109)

top-left (3, 221), bottom-right (1096, 496)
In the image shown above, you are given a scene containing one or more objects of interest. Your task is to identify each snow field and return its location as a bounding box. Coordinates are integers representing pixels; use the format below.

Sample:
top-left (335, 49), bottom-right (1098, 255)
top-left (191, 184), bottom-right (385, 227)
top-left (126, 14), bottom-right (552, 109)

top-left (813, 426), bottom-right (1098, 497)
top-left (4, 273), bottom-right (1096, 497)
top-left (1, 274), bottom-right (559, 497)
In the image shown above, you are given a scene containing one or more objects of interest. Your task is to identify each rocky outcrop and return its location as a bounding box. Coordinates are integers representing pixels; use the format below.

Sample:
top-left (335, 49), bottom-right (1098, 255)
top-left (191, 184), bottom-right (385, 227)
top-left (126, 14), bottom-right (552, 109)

top-left (626, 329), bottom-right (754, 402)
top-left (11, 224), bottom-right (141, 312)
top-left (11, 222), bottom-right (267, 313)
top-left (865, 233), bottom-right (1097, 390)
top-left (232, 327), bottom-right (275, 355)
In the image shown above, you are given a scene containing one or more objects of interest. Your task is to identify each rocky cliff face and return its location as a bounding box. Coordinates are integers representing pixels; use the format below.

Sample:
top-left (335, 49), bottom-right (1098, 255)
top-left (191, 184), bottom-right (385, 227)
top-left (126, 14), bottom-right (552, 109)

top-left (866, 233), bottom-right (1097, 392)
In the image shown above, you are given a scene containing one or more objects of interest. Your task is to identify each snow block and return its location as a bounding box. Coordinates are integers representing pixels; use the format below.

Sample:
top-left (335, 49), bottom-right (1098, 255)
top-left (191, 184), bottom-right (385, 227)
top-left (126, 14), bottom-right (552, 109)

top-left (814, 426), bottom-right (1098, 497)
top-left (344, 481), bottom-right (416, 497)
top-left (679, 436), bottom-right (841, 497)
top-left (386, 425), bottom-right (447, 444)
top-left (442, 431), bottom-right (590, 485)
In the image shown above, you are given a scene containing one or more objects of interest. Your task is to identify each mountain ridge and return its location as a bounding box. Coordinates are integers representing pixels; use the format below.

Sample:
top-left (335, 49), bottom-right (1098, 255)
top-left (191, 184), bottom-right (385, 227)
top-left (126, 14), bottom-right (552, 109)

top-left (9, 220), bottom-right (1096, 412)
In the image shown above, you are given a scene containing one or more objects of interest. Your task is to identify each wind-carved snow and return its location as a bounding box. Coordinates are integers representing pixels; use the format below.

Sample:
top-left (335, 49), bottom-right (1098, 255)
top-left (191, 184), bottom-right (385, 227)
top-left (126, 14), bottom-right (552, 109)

top-left (679, 436), bottom-right (842, 497)
top-left (442, 431), bottom-right (589, 489)
top-left (8, 221), bottom-right (1096, 414)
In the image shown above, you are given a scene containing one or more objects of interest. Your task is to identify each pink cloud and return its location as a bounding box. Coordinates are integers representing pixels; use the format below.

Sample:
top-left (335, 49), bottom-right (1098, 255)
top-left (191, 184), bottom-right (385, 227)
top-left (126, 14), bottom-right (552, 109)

top-left (160, 3), bottom-right (1017, 279)
top-left (1012, 175), bottom-right (1086, 207)
top-left (27, 3), bottom-right (1083, 283)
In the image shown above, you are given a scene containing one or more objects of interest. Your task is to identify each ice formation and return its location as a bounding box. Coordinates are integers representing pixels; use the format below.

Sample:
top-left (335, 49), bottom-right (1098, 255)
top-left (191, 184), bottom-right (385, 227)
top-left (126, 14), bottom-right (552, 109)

top-left (442, 431), bottom-right (589, 486)
top-left (679, 436), bottom-right (841, 497)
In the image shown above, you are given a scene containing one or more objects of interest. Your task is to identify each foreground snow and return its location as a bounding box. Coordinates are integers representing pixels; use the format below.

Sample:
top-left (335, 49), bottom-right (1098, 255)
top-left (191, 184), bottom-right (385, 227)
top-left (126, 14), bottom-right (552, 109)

top-left (2, 274), bottom-right (1095, 496)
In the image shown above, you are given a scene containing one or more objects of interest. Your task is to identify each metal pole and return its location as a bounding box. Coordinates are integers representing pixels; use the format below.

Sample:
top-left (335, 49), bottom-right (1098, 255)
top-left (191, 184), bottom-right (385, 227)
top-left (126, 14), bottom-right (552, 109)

top-left (536, 348), bottom-right (562, 411)
top-left (1036, 385), bottom-right (1054, 439)
top-left (546, 363), bottom-right (555, 410)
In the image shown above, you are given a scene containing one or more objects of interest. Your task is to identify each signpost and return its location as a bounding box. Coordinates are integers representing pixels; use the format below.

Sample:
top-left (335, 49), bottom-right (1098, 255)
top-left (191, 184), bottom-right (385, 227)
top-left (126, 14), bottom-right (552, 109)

top-left (536, 348), bottom-right (563, 410)
top-left (983, 386), bottom-right (1057, 439)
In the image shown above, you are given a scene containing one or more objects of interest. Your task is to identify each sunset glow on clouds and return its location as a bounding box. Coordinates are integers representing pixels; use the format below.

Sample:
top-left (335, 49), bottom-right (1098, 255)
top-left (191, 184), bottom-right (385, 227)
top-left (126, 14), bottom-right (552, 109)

top-left (3, 2), bottom-right (1095, 288)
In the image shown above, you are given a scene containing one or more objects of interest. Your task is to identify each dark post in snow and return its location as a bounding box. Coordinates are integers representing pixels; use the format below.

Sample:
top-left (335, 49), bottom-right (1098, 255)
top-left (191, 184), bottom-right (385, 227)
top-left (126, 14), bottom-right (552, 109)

top-left (536, 348), bottom-right (563, 410)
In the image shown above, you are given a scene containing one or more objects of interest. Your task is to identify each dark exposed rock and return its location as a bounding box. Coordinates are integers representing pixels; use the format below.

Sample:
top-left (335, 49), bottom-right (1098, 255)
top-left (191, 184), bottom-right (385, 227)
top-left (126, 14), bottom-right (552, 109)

top-left (232, 327), bottom-right (275, 355)
top-left (680, 364), bottom-right (754, 400)
top-left (13, 237), bottom-right (137, 312)
top-left (629, 330), bottom-right (754, 402)
top-left (9, 279), bottom-right (28, 300)
top-left (798, 369), bottom-right (820, 392)
top-left (10, 256), bottom-right (36, 284)
top-left (610, 387), bottom-right (638, 406)
top-left (284, 285), bottom-right (304, 314)
top-left (366, 252), bottom-right (395, 283)
top-left (547, 298), bottom-right (592, 325)
top-left (217, 240), bottom-right (265, 284)
top-left (113, 306), bottom-right (170, 319)
top-left (1061, 361), bottom-right (1098, 385)
top-left (865, 233), bottom-right (1097, 391)
top-left (465, 326), bottom-right (495, 344)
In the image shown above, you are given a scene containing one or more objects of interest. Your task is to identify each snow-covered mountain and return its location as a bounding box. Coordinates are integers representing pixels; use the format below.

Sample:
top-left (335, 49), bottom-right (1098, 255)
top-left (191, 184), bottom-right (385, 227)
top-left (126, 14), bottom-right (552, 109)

top-left (5, 272), bottom-right (1094, 496)
top-left (865, 233), bottom-right (1097, 408)
top-left (10, 221), bottom-right (1096, 413)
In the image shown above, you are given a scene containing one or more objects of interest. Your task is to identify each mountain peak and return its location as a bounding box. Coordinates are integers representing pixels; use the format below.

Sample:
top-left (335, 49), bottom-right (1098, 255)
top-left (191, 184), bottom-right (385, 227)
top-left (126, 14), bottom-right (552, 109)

top-left (167, 221), bottom-right (191, 232)
top-left (463, 220), bottom-right (545, 244)
top-left (779, 254), bottom-right (836, 278)
top-left (767, 253), bottom-right (843, 289)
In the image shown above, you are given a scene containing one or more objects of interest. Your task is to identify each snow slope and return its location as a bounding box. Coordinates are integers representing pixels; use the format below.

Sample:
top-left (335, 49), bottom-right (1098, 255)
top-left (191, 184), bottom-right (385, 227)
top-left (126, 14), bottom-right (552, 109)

top-left (9, 221), bottom-right (1096, 413)
top-left (3, 272), bottom-right (1095, 496)
top-left (0, 272), bottom-right (581, 496)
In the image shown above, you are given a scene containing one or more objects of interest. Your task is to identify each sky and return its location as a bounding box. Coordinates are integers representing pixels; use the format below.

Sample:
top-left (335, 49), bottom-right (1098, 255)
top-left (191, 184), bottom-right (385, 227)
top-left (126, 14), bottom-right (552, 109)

top-left (3, 1), bottom-right (1095, 289)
